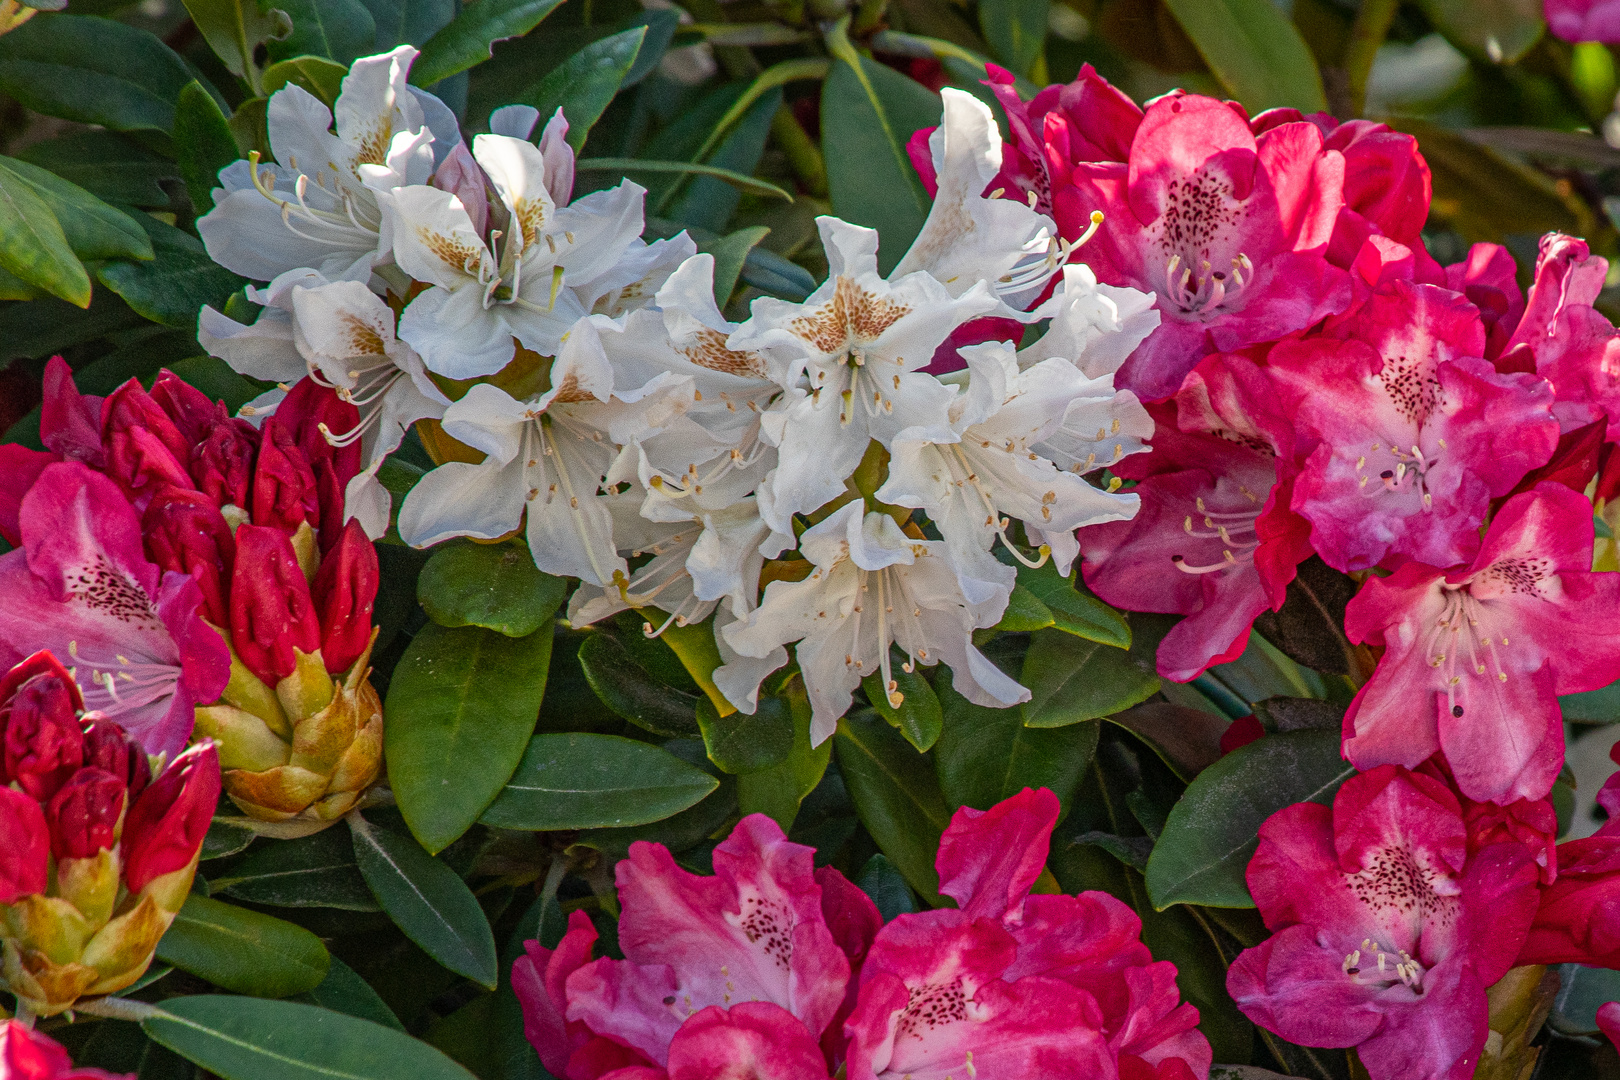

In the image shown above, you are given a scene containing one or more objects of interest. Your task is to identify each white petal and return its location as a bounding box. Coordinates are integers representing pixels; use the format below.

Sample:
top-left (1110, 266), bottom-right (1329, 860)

top-left (398, 456), bottom-right (525, 546)
top-left (344, 468), bottom-right (393, 540)
top-left (197, 303), bottom-right (305, 382)
top-left (398, 282), bottom-right (518, 379)
top-left (490, 104), bottom-right (541, 140)
top-left (440, 383), bottom-right (531, 462)
top-left (384, 185), bottom-right (489, 290)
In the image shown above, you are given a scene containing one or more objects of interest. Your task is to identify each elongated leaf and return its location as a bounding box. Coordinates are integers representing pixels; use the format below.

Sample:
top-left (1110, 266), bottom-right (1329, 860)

top-left (736, 683), bottom-right (831, 831)
top-left (1017, 562), bottom-right (1129, 646)
top-left (994, 584), bottom-right (1055, 633)
top-left (384, 622), bottom-right (553, 853)
top-left (482, 732), bottom-right (720, 830)
top-left (1107, 702), bottom-right (1229, 783)
top-left (0, 156), bottom-right (151, 262)
top-left (0, 162), bottom-right (90, 306)
top-left (519, 27), bottom-right (646, 152)
top-left (269, 0), bottom-right (378, 64)
top-left (180, 0), bottom-right (293, 88)
top-left (174, 81), bottom-right (243, 215)
top-left (412, 0), bottom-right (566, 86)
top-left (1145, 730), bottom-right (1354, 910)
top-left (701, 226), bottom-right (770, 307)
top-left (1416, 0), bottom-right (1542, 63)
top-left (821, 26), bottom-right (941, 275)
top-left (202, 818), bottom-right (257, 860)
top-left (578, 159), bottom-right (792, 202)
top-left (0, 15), bottom-right (212, 134)
top-left (209, 826), bottom-right (380, 911)
top-left (934, 677), bottom-right (1097, 815)
top-left (349, 811), bottom-right (499, 989)
top-left (97, 215), bottom-right (245, 327)
top-left (1021, 628), bottom-right (1159, 728)
top-left (417, 543), bottom-right (566, 638)
top-left (835, 710), bottom-right (952, 904)
top-left (262, 55), bottom-right (348, 105)
top-left (667, 86), bottom-right (783, 230)
top-left (862, 660), bottom-right (943, 753)
top-left (143, 996), bottom-right (479, 1080)
top-left (1161, 0), bottom-right (1328, 112)
top-left (697, 695), bottom-right (794, 773)
top-left (979, 0), bottom-right (1047, 78)
top-left (293, 956), bottom-right (405, 1031)
top-left (577, 630), bottom-right (702, 738)
top-left (16, 132), bottom-right (178, 207)
top-left (156, 894), bottom-right (331, 997)
top-left (363, 0), bottom-right (455, 52)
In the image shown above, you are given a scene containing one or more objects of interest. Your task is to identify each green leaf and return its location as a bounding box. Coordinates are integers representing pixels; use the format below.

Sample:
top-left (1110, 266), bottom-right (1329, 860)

top-left (577, 630), bottom-right (703, 738)
top-left (1021, 627), bottom-right (1159, 728)
top-left (1017, 561), bottom-right (1129, 646)
top-left (1415, 0), bottom-right (1542, 63)
top-left (835, 710), bottom-right (952, 904)
top-left (697, 694), bottom-right (794, 773)
top-left (934, 676), bottom-right (1098, 815)
top-left (1106, 702), bottom-right (1229, 783)
top-left (97, 214), bottom-right (246, 327)
top-left (0, 162), bottom-right (90, 306)
top-left (363, 0), bottom-right (455, 52)
top-left (855, 853), bottom-right (917, 922)
top-left (15, 132), bottom-right (179, 207)
top-left (167, 355), bottom-right (265, 412)
top-left (293, 956), bottom-right (405, 1031)
top-left (481, 732), bottom-right (720, 830)
top-left (175, 81), bottom-right (243, 215)
top-left (201, 818), bottom-right (258, 860)
top-left (384, 622), bottom-right (553, 853)
top-left (0, 15), bottom-right (214, 134)
top-left (518, 26), bottom-right (646, 152)
top-left (1251, 556), bottom-right (1358, 676)
top-left (143, 996), bottom-right (479, 1080)
top-left (156, 894), bottom-right (331, 997)
top-left (179, 0), bottom-right (293, 90)
top-left (578, 159), bottom-right (793, 204)
top-left (736, 682), bottom-right (832, 831)
top-left (1161, 0), bottom-right (1328, 112)
top-left (1144, 730), bottom-right (1354, 910)
top-left (1552, 963), bottom-right (1620, 1034)
top-left (993, 583), bottom-right (1054, 633)
top-left (262, 55), bottom-right (349, 105)
top-left (665, 86), bottom-right (783, 230)
top-left (978, 0), bottom-right (1047, 78)
top-left (821, 28), bottom-right (940, 276)
top-left (349, 810), bottom-right (499, 989)
top-left (209, 826), bottom-right (380, 911)
top-left (411, 0), bottom-right (566, 86)
top-left (573, 739), bottom-right (736, 858)
top-left (0, 155), bottom-right (152, 262)
top-left (417, 543), bottom-right (565, 638)
top-left (862, 658), bottom-right (943, 753)
top-left (269, 0), bottom-right (378, 65)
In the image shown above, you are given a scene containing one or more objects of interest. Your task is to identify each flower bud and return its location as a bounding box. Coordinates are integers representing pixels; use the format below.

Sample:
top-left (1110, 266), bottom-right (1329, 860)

top-left (230, 524), bottom-right (322, 686)
top-left (150, 369), bottom-right (228, 448)
top-left (433, 142), bottom-right (490, 236)
top-left (251, 416), bottom-right (321, 538)
top-left (191, 418), bottom-right (260, 510)
top-left (0, 786), bottom-right (48, 904)
top-left (142, 487), bottom-right (237, 626)
top-left (271, 379), bottom-right (363, 553)
top-left (311, 518), bottom-right (380, 676)
top-left (101, 379), bottom-right (196, 507)
top-left (82, 715), bottom-right (151, 801)
top-left (46, 766), bottom-right (127, 861)
top-left (2, 664), bottom-right (86, 802)
top-left (122, 741), bottom-right (219, 895)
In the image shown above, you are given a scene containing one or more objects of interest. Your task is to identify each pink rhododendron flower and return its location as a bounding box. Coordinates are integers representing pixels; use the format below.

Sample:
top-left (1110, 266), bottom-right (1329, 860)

top-left (1445, 243), bottom-right (1525, 360)
top-left (1265, 280), bottom-right (1559, 572)
top-left (0, 1019), bottom-right (132, 1080)
top-left (1343, 483), bottom-right (1620, 803)
top-left (1080, 357), bottom-right (1312, 682)
top-left (0, 462), bottom-right (229, 757)
top-left (1228, 765), bottom-right (1542, 1080)
top-left (1547, 0), bottom-right (1620, 45)
top-left (1057, 92), bottom-right (1352, 400)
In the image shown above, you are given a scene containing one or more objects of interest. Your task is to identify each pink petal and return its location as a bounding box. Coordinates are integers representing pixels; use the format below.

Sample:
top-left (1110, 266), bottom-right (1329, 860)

top-left (664, 1003), bottom-right (829, 1080)
top-left (935, 788), bottom-right (1059, 922)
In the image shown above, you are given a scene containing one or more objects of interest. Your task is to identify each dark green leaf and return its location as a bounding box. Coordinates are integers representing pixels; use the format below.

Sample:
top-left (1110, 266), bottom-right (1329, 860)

top-left (1250, 697), bottom-right (1344, 734)
top-left (1021, 627), bottom-right (1159, 728)
top-left (411, 0), bottom-right (566, 86)
top-left (1144, 730), bottom-right (1354, 909)
top-left (96, 214), bottom-right (246, 327)
top-left (0, 290), bottom-right (141, 364)
top-left (209, 826), bottom-right (380, 910)
top-left (384, 622), bottom-right (552, 853)
top-left (577, 630), bottom-right (702, 738)
top-left (292, 956), bottom-right (405, 1031)
top-left (17, 132), bottom-right (179, 206)
top-left (143, 996), bottom-right (479, 1080)
top-left (862, 658), bottom-right (943, 753)
top-left (180, 0), bottom-right (293, 88)
top-left (993, 583), bottom-right (1054, 633)
top-left (821, 30), bottom-right (940, 275)
top-left (201, 818), bottom-right (257, 860)
top-left (1107, 702), bottom-right (1229, 782)
top-left (362, 0), bottom-right (455, 52)
top-left (156, 894), bottom-right (331, 997)
top-left (573, 739), bottom-right (736, 857)
top-left (0, 15), bottom-right (212, 134)
top-left (175, 82), bottom-right (243, 215)
top-left (481, 732), bottom-right (719, 830)
top-left (1251, 556), bottom-right (1358, 676)
top-left (835, 710), bottom-right (952, 904)
top-left (666, 86), bottom-right (782, 231)
top-left (261, 55), bottom-right (349, 105)
top-left (418, 543), bottom-right (565, 637)
top-left (0, 155), bottom-right (151, 262)
top-left (0, 161), bottom-right (88, 307)
top-left (518, 26), bottom-right (646, 152)
top-left (349, 810), bottom-right (499, 989)
top-left (1552, 963), bottom-right (1620, 1034)
top-left (740, 247), bottom-right (816, 301)
top-left (1017, 561), bottom-right (1129, 646)
top-left (696, 695), bottom-right (794, 773)
top-left (1561, 677), bottom-right (1620, 723)
top-left (1161, 0), bottom-right (1328, 112)
top-left (166, 355), bottom-right (266, 413)
top-left (935, 676), bottom-right (1097, 814)
top-left (702, 226), bottom-right (770, 307)
top-left (736, 683), bottom-right (832, 831)
top-left (584, 159), bottom-right (793, 202)
top-left (269, 0), bottom-right (378, 65)
top-left (1415, 0), bottom-right (1542, 63)
top-left (978, 0), bottom-right (1047, 77)
top-left (855, 853), bottom-right (917, 922)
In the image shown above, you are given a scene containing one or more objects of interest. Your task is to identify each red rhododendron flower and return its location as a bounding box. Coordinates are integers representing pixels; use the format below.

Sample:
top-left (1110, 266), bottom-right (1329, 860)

top-left (0, 1019), bottom-right (132, 1080)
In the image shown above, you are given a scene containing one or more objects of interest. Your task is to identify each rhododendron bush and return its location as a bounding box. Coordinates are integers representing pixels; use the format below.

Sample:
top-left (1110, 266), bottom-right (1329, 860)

top-left (11, 1), bottom-right (1620, 1079)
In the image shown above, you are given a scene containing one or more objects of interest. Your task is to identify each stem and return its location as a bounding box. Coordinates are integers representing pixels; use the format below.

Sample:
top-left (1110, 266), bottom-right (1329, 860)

top-left (73, 997), bottom-right (166, 1023)
top-left (772, 105), bottom-right (828, 196)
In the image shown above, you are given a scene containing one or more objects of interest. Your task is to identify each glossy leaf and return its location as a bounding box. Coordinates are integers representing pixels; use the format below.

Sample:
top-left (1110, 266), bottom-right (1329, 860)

top-left (209, 826), bottom-right (380, 911)
top-left (1021, 627), bottom-right (1159, 728)
top-left (855, 853), bottom-right (917, 922)
top-left (143, 996), bottom-right (479, 1080)
top-left (261, 55), bottom-right (349, 104)
top-left (0, 161), bottom-right (90, 307)
top-left (174, 81), bottom-right (243, 215)
top-left (835, 709), bottom-right (952, 904)
top-left (577, 629), bottom-right (703, 738)
top-left (736, 682), bottom-right (832, 830)
top-left (1161, 0), bottom-right (1328, 112)
top-left (979, 0), bottom-right (1047, 77)
top-left (697, 694), bottom-right (794, 773)
top-left (518, 26), bottom-right (646, 151)
top-left (179, 0), bottom-right (293, 89)
top-left (480, 732), bottom-right (720, 830)
top-left (660, 617), bottom-right (735, 718)
top-left (349, 810), bottom-right (499, 989)
top-left (362, 0), bottom-right (456, 52)
top-left (384, 622), bottom-right (553, 853)
top-left (96, 215), bottom-right (245, 327)
top-left (573, 739), bottom-right (736, 858)
top-left (1017, 562), bottom-right (1129, 646)
top-left (935, 677), bottom-right (1098, 815)
top-left (293, 956), bottom-right (405, 1031)
top-left (156, 894), bottom-right (331, 997)
top-left (862, 659), bottom-right (944, 753)
top-left (15, 132), bottom-right (177, 207)
top-left (994, 583), bottom-right (1055, 633)
top-left (1145, 730), bottom-right (1355, 910)
top-left (201, 818), bottom-right (257, 860)
top-left (1108, 703), bottom-right (1231, 783)
top-left (411, 0), bottom-right (566, 86)
top-left (417, 543), bottom-right (566, 638)
top-left (269, 0), bottom-right (378, 65)
top-left (0, 155), bottom-right (151, 264)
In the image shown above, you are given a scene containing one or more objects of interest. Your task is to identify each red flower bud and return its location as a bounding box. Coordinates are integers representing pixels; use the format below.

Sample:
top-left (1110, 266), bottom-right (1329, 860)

top-left (230, 524), bottom-right (321, 684)
top-left (191, 418), bottom-right (261, 509)
top-left (39, 356), bottom-right (105, 467)
top-left (142, 487), bottom-right (237, 626)
top-left (101, 378), bottom-right (196, 508)
top-left (82, 715), bottom-right (151, 802)
top-left (1508, 418), bottom-right (1606, 499)
top-left (2, 663), bottom-right (86, 802)
top-left (150, 369), bottom-right (228, 449)
top-left (0, 1018), bottom-right (129, 1079)
top-left (0, 786), bottom-right (48, 904)
top-left (122, 741), bottom-right (219, 894)
top-left (251, 417), bottom-right (321, 536)
top-left (47, 766), bottom-right (127, 860)
top-left (273, 379), bottom-right (363, 553)
top-left (310, 517), bottom-right (379, 675)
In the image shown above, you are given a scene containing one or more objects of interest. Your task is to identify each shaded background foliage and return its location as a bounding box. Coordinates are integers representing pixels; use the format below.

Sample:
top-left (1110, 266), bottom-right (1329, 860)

top-left (5, 0), bottom-right (1620, 1076)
